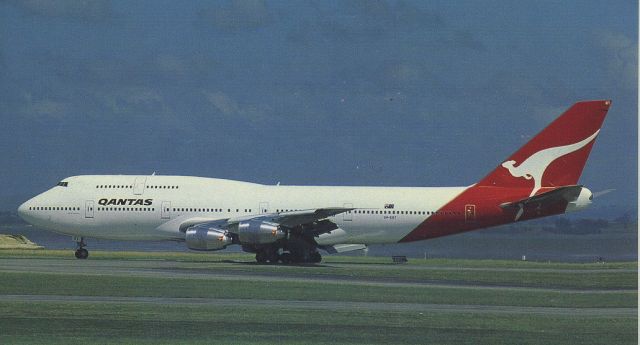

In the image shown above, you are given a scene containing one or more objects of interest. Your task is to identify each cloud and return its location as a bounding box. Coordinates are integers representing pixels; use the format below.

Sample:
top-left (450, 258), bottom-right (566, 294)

top-left (378, 61), bottom-right (447, 92)
top-left (286, 1), bottom-right (483, 52)
top-left (27, 50), bottom-right (217, 87)
top-left (19, 94), bottom-right (70, 119)
top-left (485, 70), bottom-right (574, 106)
top-left (198, 0), bottom-right (271, 32)
top-left (203, 91), bottom-right (239, 115)
top-left (155, 55), bottom-right (190, 78)
top-left (202, 90), bottom-right (270, 124)
top-left (99, 87), bottom-right (167, 116)
top-left (7, 85), bottom-right (170, 121)
top-left (443, 29), bottom-right (485, 52)
top-left (6, 0), bottom-right (112, 20)
top-left (532, 104), bottom-right (569, 123)
top-left (596, 31), bottom-right (637, 91)
top-left (316, 1), bottom-right (443, 42)
top-left (345, 0), bottom-right (444, 30)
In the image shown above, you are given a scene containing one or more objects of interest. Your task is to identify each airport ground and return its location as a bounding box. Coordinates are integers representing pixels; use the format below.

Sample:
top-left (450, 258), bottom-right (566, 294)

top-left (0, 250), bottom-right (636, 345)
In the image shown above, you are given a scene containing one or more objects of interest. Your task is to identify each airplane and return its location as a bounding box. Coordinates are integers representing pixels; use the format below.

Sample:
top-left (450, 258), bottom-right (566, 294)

top-left (18, 100), bottom-right (611, 263)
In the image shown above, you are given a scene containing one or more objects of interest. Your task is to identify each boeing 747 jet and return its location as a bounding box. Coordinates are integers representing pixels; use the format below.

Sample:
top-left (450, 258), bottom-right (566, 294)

top-left (18, 100), bottom-right (611, 263)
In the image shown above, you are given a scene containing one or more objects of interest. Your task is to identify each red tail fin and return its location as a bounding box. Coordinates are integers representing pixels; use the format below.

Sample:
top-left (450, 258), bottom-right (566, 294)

top-left (477, 100), bottom-right (611, 196)
top-left (400, 100), bottom-right (611, 243)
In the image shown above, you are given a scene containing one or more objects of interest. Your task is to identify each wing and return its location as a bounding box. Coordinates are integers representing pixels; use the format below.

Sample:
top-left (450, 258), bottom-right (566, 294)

top-left (183, 207), bottom-right (353, 237)
top-left (232, 207), bottom-right (351, 227)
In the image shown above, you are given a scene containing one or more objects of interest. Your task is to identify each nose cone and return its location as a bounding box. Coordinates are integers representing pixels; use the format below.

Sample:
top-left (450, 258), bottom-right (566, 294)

top-left (17, 201), bottom-right (29, 221)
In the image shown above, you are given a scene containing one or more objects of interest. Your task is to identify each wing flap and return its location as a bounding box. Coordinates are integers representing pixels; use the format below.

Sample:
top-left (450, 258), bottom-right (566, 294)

top-left (320, 244), bottom-right (367, 254)
top-left (273, 207), bottom-right (353, 228)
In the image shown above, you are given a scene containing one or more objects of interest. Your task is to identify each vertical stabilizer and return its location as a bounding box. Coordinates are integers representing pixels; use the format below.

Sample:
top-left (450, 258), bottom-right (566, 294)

top-left (476, 100), bottom-right (611, 196)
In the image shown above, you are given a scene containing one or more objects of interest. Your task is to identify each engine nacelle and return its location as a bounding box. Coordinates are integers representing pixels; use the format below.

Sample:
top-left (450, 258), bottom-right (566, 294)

top-left (565, 187), bottom-right (593, 214)
top-left (185, 227), bottom-right (232, 251)
top-left (238, 220), bottom-right (285, 244)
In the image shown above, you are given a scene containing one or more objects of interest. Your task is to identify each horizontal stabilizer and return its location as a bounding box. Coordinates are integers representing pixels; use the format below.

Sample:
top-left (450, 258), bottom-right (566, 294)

top-left (500, 185), bottom-right (583, 209)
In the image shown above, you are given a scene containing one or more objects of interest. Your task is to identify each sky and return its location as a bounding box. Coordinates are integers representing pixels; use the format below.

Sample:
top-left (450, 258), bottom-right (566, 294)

top-left (0, 0), bottom-right (637, 217)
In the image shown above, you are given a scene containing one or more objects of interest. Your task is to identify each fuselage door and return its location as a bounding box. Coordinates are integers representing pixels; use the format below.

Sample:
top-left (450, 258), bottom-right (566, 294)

top-left (343, 203), bottom-right (353, 221)
top-left (161, 201), bottom-right (171, 219)
top-left (85, 200), bottom-right (94, 219)
top-left (465, 204), bottom-right (476, 222)
top-left (259, 202), bottom-right (269, 214)
top-left (133, 177), bottom-right (146, 195)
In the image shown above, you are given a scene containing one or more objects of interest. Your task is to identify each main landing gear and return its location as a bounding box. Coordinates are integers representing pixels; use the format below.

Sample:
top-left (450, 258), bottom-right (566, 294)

top-left (73, 237), bottom-right (89, 259)
top-left (254, 246), bottom-right (322, 264)
top-left (247, 234), bottom-right (323, 264)
top-left (255, 246), bottom-right (279, 264)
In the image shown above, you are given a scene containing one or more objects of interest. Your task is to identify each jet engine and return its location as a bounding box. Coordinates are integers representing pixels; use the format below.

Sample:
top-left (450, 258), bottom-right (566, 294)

top-left (185, 227), bottom-right (232, 251)
top-left (238, 220), bottom-right (285, 244)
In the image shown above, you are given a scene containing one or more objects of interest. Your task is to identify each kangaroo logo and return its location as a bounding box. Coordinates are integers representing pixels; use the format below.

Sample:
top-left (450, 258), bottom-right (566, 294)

top-left (502, 130), bottom-right (599, 197)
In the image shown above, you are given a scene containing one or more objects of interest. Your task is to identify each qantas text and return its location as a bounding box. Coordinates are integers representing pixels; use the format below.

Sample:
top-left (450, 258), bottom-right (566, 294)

top-left (98, 198), bottom-right (153, 206)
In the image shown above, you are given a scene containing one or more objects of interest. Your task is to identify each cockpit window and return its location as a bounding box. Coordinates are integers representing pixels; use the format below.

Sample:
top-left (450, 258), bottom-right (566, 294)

top-left (56, 181), bottom-right (69, 187)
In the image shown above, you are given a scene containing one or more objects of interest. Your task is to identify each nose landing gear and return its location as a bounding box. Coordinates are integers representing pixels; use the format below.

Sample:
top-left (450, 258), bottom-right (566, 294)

top-left (73, 237), bottom-right (89, 259)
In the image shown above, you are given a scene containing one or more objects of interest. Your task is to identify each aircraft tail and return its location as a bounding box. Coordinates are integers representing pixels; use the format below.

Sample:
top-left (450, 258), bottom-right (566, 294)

top-left (400, 100), bottom-right (611, 242)
top-left (476, 100), bottom-right (611, 196)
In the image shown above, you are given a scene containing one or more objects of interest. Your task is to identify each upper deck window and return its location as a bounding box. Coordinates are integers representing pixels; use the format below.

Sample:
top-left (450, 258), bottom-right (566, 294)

top-left (56, 182), bottom-right (69, 187)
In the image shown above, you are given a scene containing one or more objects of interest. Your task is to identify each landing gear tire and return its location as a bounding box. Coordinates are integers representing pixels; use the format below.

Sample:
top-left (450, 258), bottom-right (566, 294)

top-left (279, 252), bottom-right (292, 264)
top-left (266, 253), bottom-right (279, 264)
top-left (310, 251), bottom-right (322, 263)
top-left (73, 237), bottom-right (88, 259)
top-left (255, 252), bottom-right (268, 264)
top-left (255, 246), bottom-right (280, 264)
top-left (74, 248), bottom-right (89, 259)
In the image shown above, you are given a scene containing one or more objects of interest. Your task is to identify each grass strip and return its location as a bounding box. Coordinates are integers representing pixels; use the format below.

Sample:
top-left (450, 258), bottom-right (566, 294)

top-left (0, 271), bottom-right (634, 308)
top-left (0, 301), bottom-right (636, 345)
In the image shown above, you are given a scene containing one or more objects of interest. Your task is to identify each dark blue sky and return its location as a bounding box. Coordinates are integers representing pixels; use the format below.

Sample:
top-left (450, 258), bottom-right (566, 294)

top-left (0, 0), bottom-right (637, 216)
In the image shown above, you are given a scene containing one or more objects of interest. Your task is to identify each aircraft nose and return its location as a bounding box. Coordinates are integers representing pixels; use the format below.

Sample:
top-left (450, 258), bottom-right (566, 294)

top-left (17, 201), bottom-right (28, 220)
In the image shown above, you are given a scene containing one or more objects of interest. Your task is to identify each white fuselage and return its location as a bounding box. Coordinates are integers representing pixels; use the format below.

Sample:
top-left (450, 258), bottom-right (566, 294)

top-left (18, 175), bottom-right (465, 245)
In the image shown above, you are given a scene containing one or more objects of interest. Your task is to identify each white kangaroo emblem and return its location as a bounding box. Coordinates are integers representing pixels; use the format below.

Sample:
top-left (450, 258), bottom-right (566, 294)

top-left (502, 130), bottom-right (599, 197)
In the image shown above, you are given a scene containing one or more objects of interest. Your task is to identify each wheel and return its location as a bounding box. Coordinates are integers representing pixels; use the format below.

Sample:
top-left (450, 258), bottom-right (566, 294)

top-left (266, 250), bottom-right (280, 264)
top-left (310, 251), bottom-right (322, 263)
top-left (279, 252), bottom-right (292, 264)
top-left (75, 248), bottom-right (89, 259)
top-left (255, 252), bottom-right (267, 264)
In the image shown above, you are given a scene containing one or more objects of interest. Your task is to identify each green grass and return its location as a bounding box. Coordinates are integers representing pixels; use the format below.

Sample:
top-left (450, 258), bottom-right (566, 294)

top-left (2, 250), bottom-right (635, 290)
top-left (0, 301), bottom-right (635, 345)
top-left (0, 269), bottom-right (635, 308)
top-left (0, 252), bottom-right (636, 344)
top-left (165, 262), bottom-right (636, 289)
